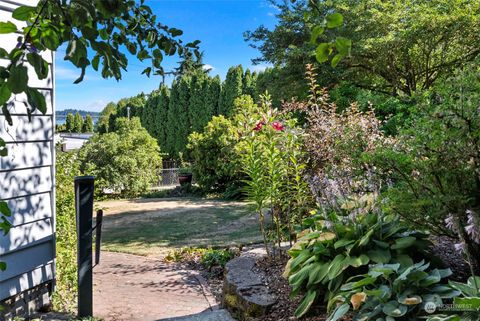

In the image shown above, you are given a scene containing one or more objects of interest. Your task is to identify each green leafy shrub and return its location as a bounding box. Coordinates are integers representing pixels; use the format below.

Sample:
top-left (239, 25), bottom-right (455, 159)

top-left (328, 261), bottom-right (458, 321)
top-left (53, 150), bottom-right (81, 312)
top-left (427, 276), bottom-right (480, 321)
top-left (369, 68), bottom-right (480, 271)
top-left (164, 247), bottom-right (234, 269)
top-left (285, 208), bottom-right (431, 318)
top-left (201, 249), bottom-right (234, 269)
top-left (78, 117), bottom-right (162, 197)
top-left (187, 115), bottom-right (241, 194)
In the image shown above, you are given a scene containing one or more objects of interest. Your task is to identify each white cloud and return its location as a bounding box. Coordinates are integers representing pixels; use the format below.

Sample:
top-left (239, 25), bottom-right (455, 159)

top-left (55, 66), bottom-right (80, 80)
top-left (203, 64), bottom-right (215, 71)
top-left (85, 100), bottom-right (107, 111)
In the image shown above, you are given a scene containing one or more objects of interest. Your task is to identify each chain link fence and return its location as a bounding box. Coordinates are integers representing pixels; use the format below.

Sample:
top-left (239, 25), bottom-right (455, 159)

top-left (156, 160), bottom-right (195, 188)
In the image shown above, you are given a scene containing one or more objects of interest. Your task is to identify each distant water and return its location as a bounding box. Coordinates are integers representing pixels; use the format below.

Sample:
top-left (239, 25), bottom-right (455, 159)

top-left (56, 116), bottom-right (100, 126)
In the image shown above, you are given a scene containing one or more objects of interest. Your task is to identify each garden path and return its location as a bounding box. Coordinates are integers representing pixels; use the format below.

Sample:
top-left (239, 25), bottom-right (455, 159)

top-left (93, 251), bottom-right (220, 321)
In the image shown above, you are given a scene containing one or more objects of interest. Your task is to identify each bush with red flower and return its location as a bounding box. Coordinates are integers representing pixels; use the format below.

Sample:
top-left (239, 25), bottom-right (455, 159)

top-left (237, 93), bottom-right (313, 256)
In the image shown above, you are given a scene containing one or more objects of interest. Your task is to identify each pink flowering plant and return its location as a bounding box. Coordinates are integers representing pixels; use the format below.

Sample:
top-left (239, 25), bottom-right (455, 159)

top-left (238, 93), bottom-right (312, 257)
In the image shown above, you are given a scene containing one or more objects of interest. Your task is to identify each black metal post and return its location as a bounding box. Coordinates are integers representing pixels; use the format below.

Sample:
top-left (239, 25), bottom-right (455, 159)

top-left (74, 176), bottom-right (95, 318)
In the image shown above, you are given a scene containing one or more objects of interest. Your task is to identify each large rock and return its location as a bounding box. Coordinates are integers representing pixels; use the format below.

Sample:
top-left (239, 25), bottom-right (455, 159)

top-left (160, 309), bottom-right (235, 321)
top-left (222, 248), bottom-right (276, 320)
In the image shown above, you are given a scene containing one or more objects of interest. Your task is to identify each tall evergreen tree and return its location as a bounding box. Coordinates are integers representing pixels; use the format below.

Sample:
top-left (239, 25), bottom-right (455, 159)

top-left (243, 69), bottom-right (257, 99)
top-left (141, 90), bottom-right (159, 134)
top-left (189, 70), bottom-right (208, 132)
top-left (219, 65), bottom-right (243, 116)
top-left (97, 102), bottom-right (117, 133)
top-left (83, 115), bottom-right (94, 132)
top-left (155, 85), bottom-right (170, 150)
top-left (204, 75), bottom-right (221, 118)
top-left (65, 113), bottom-right (75, 133)
top-left (175, 76), bottom-right (192, 156)
top-left (73, 112), bottom-right (84, 133)
top-left (166, 80), bottom-right (181, 156)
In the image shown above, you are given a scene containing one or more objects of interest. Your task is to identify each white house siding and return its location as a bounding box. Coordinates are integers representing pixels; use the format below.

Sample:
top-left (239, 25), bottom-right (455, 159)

top-left (0, 0), bottom-right (56, 302)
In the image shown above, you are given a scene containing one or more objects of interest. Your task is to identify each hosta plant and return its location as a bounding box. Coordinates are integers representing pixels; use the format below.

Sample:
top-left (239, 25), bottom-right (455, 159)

top-left (327, 261), bottom-right (459, 321)
top-left (427, 276), bottom-right (480, 321)
top-left (285, 208), bottom-right (432, 317)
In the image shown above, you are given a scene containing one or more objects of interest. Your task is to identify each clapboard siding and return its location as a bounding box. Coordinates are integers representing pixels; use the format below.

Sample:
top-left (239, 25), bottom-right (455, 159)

top-left (0, 141), bottom-right (52, 170)
top-left (0, 0), bottom-right (55, 302)
top-left (0, 262), bottom-right (54, 300)
top-left (6, 193), bottom-right (52, 226)
top-left (0, 115), bottom-right (53, 142)
top-left (0, 218), bottom-right (53, 255)
top-left (0, 166), bottom-right (53, 199)
top-left (0, 241), bottom-right (54, 282)
top-left (0, 90), bottom-right (54, 116)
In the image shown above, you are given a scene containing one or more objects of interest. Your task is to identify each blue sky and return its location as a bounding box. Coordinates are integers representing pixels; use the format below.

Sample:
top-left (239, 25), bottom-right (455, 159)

top-left (55, 0), bottom-right (278, 112)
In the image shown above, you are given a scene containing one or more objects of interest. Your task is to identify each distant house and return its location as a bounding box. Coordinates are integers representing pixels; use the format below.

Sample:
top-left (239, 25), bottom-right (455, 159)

top-left (0, 0), bottom-right (56, 317)
top-left (55, 133), bottom-right (94, 152)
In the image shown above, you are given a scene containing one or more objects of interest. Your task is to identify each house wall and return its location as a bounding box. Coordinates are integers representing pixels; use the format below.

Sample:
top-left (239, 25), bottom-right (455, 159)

top-left (0, 0), bottom-right (56, 317)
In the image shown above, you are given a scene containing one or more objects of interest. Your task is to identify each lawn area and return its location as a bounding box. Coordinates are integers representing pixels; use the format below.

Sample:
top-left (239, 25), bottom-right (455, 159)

top-left (97, 197), bottom-right (262, 256)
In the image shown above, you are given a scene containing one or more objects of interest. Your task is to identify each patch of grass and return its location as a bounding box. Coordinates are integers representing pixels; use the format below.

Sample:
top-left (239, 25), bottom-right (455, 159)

top-left (101, 199), bottom-right (262, 256)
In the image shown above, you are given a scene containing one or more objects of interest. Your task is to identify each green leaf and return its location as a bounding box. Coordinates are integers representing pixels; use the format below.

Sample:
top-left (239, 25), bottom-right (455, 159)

top-left (0, 201), bottom-right (11, 216)
top-left (0, 262), bottom-right (6, 271)
top-left (367, 249), bottom-right (391, 264)
top-left (42, 29), bottom-right (60, 50)
top-left (310, 26), bottom-right (324, 44)
top-left (307, 262), bottom-right (329, 286)
top-left (391, 236), bottom-right (416, 250)
top-left (326, 13), bottom-right (343, 29)
top-left (316, 43), bottom-right (331, 63)
top-left (0, 217), bottom-right (12, 235)
top-left (327, 254), bottom-right (349, 280)
top-left (453, 297), bottom-right (480, 309)
top-left (334, 239), bottom-right (355, 249)
top-left (340, 276), bottom-right (377, 291)
top-left (326, 303), bottom-right (349, 321)
top-left (348, 254), bottom-right (369, 267)
top-left (290, 248), bottom-right (311, 271)
top-left (0, 138), bottom-right (7, 157)
top-left (289, 264), bottom-right (314, 293)
top-left (295, 290), bottom-right (317, 318)
top-left (26, 87), bottom-right (47, 114)
top-left (331, 53), bottom-right (344, 67)
top-left (382, 301), bottom-right (407, 317)
top-left (141, 67), bottom-right (152, 77)
top-left (7, 65), bottom-right (28, 94)
top-left (335, 37), bottom-right (351, 56)
top-left (12, 6), bottom-right (36, 21)
top-left (153, 49), bottom-right (163, 61)
top-left (169, 28), bottom-right (183, 37)
top-left (92, 55), bottom-right (100, 71)
top-left (137, 49), bottom-right (149, 61)
top-left (358, 228), bottom-right (374, 247)
top-left (2, 104), bottom-right (12, 126)
top-left (65, 39), bottom-right (87, 67)
top-left (0, 83), bottom-right (11, 105)
top-left (27, 52), bottom-right (49, 80)
top-left (448, 280), bottom-right (477, 297)
top-left (467, 276), bottom-right (480, 291)
top-left (0, 21), bottom-right (17, 34)
top-left (0, 48), bottom-right (8, 59)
